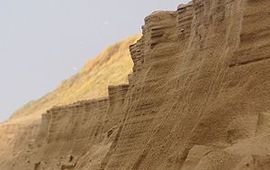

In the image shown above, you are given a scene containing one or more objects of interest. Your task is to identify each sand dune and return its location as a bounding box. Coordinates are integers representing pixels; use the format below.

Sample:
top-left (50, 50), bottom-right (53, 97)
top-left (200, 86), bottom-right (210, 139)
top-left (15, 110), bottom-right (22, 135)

top-left (1, 0), bottom-right (270, 169)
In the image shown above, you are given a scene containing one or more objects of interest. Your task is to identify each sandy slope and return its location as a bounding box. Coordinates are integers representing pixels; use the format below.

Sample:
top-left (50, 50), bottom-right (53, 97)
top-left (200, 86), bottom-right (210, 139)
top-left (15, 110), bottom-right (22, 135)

top-left (10, 35), bottom-right (140, 121)
top-left (2, 0), bottom-right (270, 170)
top-left (0, 35), bottom-right (139, 169)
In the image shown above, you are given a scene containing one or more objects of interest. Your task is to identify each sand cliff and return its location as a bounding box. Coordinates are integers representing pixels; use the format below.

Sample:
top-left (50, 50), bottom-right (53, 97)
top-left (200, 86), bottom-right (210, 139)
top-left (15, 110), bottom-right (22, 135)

top-left (1, 0), bottom-right (270, 169)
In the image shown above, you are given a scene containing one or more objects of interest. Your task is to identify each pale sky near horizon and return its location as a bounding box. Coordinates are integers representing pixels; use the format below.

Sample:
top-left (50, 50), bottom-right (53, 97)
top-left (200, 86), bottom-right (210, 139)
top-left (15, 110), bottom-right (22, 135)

top-left (0, 0), bottom-right (189, 122)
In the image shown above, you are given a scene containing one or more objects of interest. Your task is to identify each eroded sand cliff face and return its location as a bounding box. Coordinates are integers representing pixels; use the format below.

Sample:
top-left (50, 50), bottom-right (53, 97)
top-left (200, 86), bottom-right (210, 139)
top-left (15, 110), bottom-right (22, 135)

top-left (11, 35), bottom-right (139, 121)
top-left (0, 35), bottom-right (139, 169)
top-left (1, 0), bottom-right (270, 169)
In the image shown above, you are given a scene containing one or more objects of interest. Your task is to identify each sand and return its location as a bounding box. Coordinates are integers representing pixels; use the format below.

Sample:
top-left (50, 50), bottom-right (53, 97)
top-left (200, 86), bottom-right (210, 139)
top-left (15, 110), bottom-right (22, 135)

top-left (1, 0), bottom-right (270, 169)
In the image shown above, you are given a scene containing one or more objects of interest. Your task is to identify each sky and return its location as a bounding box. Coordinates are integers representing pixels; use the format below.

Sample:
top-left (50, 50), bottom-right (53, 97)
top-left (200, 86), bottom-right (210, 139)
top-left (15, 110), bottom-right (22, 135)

top-left (0, 0), bottom-right (189, 122)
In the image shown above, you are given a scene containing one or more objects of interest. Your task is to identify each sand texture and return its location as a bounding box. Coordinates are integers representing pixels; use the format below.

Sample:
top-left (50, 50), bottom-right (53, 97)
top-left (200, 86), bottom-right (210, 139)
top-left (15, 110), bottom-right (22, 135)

top-left (1, 0), bottom-right (270, 169)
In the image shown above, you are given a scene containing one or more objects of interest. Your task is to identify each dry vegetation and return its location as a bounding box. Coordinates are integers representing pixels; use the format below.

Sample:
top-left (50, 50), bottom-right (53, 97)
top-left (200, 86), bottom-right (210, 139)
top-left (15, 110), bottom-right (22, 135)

top-left (10, 35), bottom-right (140, 122)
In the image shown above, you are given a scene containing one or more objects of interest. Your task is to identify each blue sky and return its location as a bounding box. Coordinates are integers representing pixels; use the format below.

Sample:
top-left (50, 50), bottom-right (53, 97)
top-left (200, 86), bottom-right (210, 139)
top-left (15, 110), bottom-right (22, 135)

top-left (0, 0), bottom-right (189, 122)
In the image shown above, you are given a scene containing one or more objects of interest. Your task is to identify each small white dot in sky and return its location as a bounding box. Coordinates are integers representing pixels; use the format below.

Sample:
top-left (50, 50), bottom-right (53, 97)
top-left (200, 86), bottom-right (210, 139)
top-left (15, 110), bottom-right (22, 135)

top-left (72, 67), bottom-right (78, 71)
top-left (103, 21), bottom-right (109, 25)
